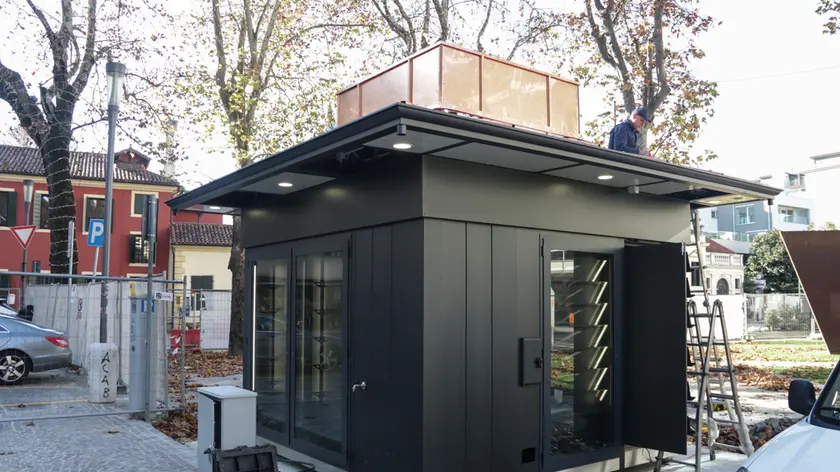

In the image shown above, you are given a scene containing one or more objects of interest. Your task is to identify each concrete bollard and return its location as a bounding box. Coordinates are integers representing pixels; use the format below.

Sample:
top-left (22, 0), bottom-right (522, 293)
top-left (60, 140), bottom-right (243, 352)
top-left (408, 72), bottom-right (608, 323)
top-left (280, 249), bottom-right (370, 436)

top-left (88, 342), bottom-right (119, 403)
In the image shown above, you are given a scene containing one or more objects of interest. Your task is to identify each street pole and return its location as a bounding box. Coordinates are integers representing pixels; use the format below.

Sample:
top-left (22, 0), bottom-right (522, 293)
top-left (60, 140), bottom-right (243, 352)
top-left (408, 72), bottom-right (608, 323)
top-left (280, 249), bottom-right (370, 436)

top-left (144, 196), bottom-right (158, 421)
top-left (20, 179), bottom-right (34, 308)
top-left (100, 61), bottom-right (125, 344)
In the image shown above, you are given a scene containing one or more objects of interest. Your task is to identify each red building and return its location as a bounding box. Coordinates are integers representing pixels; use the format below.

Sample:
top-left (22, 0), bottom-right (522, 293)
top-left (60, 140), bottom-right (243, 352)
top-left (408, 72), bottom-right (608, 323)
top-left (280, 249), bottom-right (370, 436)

top-left (0, 145), bottom-right (223, 305)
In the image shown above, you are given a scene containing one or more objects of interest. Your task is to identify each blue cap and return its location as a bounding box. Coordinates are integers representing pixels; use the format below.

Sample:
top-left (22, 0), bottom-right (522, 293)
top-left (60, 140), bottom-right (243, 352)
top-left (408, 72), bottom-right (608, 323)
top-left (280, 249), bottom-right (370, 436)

top-left (633, 107), bottom-right (651, 123)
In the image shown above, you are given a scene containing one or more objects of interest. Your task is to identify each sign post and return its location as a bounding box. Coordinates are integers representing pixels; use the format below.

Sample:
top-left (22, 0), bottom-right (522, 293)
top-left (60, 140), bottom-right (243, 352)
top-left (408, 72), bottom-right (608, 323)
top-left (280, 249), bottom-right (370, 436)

top-left (11, 225), bottom-right (36, 309)
top-left (85, 218), bottom-right (118, 404)
top-left (66, 220), bottom-right (75, 335)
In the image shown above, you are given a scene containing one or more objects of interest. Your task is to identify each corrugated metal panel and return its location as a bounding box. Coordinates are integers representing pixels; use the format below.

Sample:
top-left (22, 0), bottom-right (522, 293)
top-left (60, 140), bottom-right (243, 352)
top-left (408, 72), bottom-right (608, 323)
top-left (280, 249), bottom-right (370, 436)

top-left (781, 230), bottom-right (840, 354)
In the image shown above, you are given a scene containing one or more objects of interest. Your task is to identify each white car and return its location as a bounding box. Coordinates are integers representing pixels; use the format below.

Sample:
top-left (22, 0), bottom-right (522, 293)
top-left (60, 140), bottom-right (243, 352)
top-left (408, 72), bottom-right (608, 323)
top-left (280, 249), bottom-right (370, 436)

top-left (737, 361), bottom-right (840, 472)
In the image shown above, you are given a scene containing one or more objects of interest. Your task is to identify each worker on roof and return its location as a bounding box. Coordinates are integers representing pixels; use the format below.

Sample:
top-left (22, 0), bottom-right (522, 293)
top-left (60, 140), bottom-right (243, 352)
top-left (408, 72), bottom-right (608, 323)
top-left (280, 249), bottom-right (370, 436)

top-left (607, 107), bottom-right (652, 156)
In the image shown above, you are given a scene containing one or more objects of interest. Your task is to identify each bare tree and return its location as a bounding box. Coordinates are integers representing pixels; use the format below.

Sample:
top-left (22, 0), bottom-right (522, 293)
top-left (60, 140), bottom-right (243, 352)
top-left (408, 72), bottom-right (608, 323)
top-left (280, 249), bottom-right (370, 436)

top-left (0, 0), bottom-right (102, 274)
top-left (174, 0), bottom-right (376, 355)
top-left (0, 0), bottom-right (172, 274)
top-left (371, 0), bottom-right (566, 63)
top-left (562, 0), bottom-right (719, 164)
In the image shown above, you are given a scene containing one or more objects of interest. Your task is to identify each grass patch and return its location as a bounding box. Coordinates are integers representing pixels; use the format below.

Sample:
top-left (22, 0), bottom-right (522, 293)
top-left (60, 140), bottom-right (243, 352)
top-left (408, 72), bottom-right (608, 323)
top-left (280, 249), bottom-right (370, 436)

top-left (768, 366), bottom-right (833, 384)
top-left (551, 352), bottom-right (574, 391)
top-left (730, 340), bottom-right (838, 363)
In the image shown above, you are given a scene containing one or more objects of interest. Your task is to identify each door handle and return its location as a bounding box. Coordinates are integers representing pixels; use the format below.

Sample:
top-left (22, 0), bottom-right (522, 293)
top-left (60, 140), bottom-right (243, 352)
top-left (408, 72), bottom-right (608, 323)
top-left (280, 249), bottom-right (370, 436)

top-left (351, 381), bottom-right (367, 392)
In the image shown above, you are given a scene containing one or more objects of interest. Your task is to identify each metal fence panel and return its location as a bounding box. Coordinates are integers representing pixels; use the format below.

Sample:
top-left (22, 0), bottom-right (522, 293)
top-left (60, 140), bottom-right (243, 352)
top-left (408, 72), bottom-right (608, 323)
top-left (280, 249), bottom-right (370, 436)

top-left (0, 272), bottom-right (186, 424)
top-left (745, 293), bottom-right (820, 340)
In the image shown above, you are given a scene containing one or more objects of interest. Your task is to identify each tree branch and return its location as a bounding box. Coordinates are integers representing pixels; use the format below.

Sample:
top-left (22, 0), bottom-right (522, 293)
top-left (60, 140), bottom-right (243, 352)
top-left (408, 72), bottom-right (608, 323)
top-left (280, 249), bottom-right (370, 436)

top-left (421, 0), bottom-right (431, 49)
top-left (211, 0), bottom-right (231, 110)
top-left (256, 0), bottom-right (284, 73)
top-left (71, 0), bottom-right (97, 99)
top-left (392, 0), bottom-right (418, 52)
top-left (431, 0), bottom-right (450, 42)
top-left (0, 60), bottom-right (47, 147)
top-left (373, 0), bottom-right (413, 54)
top-left (648, 0), bottom-right (670, 115)
top-left (71, 117), bottom-right (106, 132)
top-left (25, 0), bottom-right (56, 42)
top-left (476, 0), bottom-right (493, 52)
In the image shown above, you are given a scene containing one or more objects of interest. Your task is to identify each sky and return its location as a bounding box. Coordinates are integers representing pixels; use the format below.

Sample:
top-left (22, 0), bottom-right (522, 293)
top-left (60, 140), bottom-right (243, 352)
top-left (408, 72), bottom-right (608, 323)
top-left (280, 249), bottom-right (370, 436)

top-left (2, 0), bottom-right (839, 188)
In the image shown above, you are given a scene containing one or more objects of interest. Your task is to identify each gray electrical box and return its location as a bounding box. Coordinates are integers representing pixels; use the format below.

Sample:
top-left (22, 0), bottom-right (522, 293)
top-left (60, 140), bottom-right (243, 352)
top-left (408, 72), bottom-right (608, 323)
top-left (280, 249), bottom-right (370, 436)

top-left (197, 386), bottom-right (258, 472)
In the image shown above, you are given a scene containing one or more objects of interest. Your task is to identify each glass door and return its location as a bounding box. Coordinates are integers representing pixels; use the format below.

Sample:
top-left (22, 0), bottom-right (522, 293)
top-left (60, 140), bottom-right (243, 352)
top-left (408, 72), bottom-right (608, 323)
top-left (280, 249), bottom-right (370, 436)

top-left (290, 241), bottom-right (348, 464)
top-left (249, 236), bottom-right (349, 467)
top-left (254, 259), bottom-right (290, 441)
top-left (544, 243), bottom-right (617, 470)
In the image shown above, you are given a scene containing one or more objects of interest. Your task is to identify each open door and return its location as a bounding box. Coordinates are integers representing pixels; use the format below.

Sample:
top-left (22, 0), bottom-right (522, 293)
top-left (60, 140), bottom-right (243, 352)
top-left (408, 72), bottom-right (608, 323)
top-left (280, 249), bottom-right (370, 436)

top-left (623, 243), bottom-right (687, 454)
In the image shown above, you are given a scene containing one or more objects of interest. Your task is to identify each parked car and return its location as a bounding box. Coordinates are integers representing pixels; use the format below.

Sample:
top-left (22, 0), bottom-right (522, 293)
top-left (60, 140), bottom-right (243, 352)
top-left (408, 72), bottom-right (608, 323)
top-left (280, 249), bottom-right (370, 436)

top-left (0, 314), bottom-right (72, 385)
top-left (0, 299), bottom-right (17, 316)
top-left (737, 360), bottom-right (840, 471)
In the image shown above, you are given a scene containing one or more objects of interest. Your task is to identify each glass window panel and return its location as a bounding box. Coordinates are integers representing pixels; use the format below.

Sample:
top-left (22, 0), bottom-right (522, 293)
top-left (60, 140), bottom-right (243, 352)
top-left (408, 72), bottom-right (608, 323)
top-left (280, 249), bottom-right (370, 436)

top-left (134, 194), bottom-right (150, 215)
top-left (294, 250), bottom-right (344, 453)
top-left (548, 250), bottom-right (613, 455)
top-left (0, 192), bottom-right (9, 227)
top-left (35, 194), bottom-right (50, 229)
top-left (85, 197), bottom-right (105, 228)
top-left (255, 259), bottom-right (289, 436)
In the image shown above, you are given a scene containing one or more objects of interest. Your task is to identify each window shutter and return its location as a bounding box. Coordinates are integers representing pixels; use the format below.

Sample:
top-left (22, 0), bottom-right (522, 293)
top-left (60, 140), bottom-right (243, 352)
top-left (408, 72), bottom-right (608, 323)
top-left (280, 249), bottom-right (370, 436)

top-left (7, 192), bottom-right (17, 226)
top-left (129, 235), bottom-right (137, 263)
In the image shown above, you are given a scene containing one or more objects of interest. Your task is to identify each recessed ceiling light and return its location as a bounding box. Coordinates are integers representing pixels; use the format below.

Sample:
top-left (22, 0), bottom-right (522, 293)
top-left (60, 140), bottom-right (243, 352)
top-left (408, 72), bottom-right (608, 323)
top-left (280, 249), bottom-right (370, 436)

top-left (708, 200), bottom-right (721, 204)
top-left (597, 174), bottom-right (614, 180)
top-left (209, 206), bottom-right (222, 210)
top-left (393, 143), bottom-right (412, 150)
top-left (278, 182), bottom-right (293, 188)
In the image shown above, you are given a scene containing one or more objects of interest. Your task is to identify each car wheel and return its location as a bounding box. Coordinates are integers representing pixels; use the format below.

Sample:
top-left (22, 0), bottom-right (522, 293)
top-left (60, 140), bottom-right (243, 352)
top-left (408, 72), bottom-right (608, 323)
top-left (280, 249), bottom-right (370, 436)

top-left (0, 350), bottom-right (30, 385)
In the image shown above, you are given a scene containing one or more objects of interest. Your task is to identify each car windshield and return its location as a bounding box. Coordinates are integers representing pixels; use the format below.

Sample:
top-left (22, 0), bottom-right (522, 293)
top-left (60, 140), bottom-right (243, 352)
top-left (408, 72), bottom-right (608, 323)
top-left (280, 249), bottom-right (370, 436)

top-left (816, 365), bottom-right (840, 428)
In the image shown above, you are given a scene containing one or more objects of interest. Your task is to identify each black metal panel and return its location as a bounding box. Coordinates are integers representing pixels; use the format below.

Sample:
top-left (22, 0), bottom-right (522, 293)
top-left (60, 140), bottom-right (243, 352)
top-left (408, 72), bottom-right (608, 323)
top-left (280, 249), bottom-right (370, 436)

top-left (241, 155), bottom-right (423, 249)
top-left (491, 227), bottom-right (541, 472)
top-left (623, 243), bottom-right (687, 454)
top-left (388, 220), bottom-right (425, 471)
top-left (349, 229), bottom-right (376, 470)
top-left (422, 220), bottom-right (467, 471)
top-left (465, 223), bottom-right (493, 472)
top-left (422, 156), bottom-right (690, 244)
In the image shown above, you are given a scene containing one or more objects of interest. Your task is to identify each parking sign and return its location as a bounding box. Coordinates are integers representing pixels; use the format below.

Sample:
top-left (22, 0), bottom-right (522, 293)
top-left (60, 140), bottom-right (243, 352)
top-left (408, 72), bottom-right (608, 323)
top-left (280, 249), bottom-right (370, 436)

top-left (87, 219), bottom-right (105, 247)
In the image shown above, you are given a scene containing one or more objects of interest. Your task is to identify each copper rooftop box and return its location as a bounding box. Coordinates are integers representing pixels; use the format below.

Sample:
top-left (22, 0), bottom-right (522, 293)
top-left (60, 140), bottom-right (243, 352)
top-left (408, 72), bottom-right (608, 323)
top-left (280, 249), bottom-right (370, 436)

top-left (336, 43), bottom-right (581, 138)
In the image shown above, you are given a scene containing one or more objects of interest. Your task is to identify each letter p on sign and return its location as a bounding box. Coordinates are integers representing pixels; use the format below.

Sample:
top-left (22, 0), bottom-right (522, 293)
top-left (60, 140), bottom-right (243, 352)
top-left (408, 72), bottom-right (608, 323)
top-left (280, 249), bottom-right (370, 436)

top-left (87, 219), bottom-right (105, 247)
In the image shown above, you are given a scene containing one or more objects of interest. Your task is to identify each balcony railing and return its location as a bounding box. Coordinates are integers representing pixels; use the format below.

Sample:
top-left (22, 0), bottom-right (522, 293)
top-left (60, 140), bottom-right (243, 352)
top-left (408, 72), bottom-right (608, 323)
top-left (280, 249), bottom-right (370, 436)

top-left (703, 231), bottom-right (761, 243)
top-left (780, 215), bottom-right (810, 225)
top-left (705, 253), bottom-right (743, 266)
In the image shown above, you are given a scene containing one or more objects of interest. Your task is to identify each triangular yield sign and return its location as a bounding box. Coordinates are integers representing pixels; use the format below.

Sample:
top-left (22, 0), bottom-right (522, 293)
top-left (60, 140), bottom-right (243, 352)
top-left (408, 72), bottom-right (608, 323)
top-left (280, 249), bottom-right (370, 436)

top-left (11, 225), bottom-right (36, 249)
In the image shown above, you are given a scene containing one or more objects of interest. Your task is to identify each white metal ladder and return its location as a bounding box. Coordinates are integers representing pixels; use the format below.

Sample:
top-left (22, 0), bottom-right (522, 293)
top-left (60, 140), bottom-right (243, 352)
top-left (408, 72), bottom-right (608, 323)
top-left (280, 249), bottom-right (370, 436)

top-left (654, 210), bottom-right (753, 471)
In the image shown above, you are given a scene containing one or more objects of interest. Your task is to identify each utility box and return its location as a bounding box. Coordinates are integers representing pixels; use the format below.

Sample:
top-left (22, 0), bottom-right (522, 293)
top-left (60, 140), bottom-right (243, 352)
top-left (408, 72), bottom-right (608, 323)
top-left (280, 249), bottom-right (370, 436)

top-left (197, 386), bottom-right (258, 472)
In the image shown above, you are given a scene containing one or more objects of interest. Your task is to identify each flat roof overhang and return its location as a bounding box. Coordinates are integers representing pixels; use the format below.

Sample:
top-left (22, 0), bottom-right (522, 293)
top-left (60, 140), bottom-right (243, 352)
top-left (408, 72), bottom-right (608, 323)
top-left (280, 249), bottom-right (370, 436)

top-left (781, 231), bottom-right (840, 354)
top-left (166, 103), bottom-right (782, 213)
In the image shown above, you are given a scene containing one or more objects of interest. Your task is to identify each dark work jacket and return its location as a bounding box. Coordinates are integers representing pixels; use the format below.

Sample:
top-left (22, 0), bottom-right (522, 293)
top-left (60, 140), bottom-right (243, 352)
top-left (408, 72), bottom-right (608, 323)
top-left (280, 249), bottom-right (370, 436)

top-left (607, 120), bottom-right (641, 154)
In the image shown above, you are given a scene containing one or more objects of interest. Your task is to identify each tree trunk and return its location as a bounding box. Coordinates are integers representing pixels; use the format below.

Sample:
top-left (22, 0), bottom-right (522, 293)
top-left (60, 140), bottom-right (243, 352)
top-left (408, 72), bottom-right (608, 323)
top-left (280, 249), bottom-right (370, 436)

top-left (42, 132), bottom-right (79, 275)
top-left (227, 214), bottom-right (245, 356)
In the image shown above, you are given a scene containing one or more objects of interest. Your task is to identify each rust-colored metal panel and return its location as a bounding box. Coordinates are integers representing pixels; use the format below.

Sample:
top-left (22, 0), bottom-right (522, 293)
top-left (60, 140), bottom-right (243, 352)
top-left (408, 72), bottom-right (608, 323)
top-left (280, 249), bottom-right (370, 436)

top-left (550, 77), bottom-right (580, 138)
top-left (334, 42), bottom-right (580, 137)
top-left (439, 46), bottom-right (481, 114)
top-left (337, 86), bottom-right (360, 124)
top-left (411, 47), bottom-right (441, 109)
top-left (481, 57), bottom-right (548, 131)
top-left (781, 230), bottom-right (840, 354)
top-left (360, 62), bottom-right (410, 116)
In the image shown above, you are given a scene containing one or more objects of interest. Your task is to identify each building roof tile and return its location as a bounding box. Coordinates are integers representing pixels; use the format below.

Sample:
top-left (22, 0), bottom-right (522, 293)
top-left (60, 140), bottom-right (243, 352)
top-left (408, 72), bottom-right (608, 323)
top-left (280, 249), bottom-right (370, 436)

top-left (0, 145), bottom-right (179, 186)
top-left (171, 222), bottom-right (232, 247)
